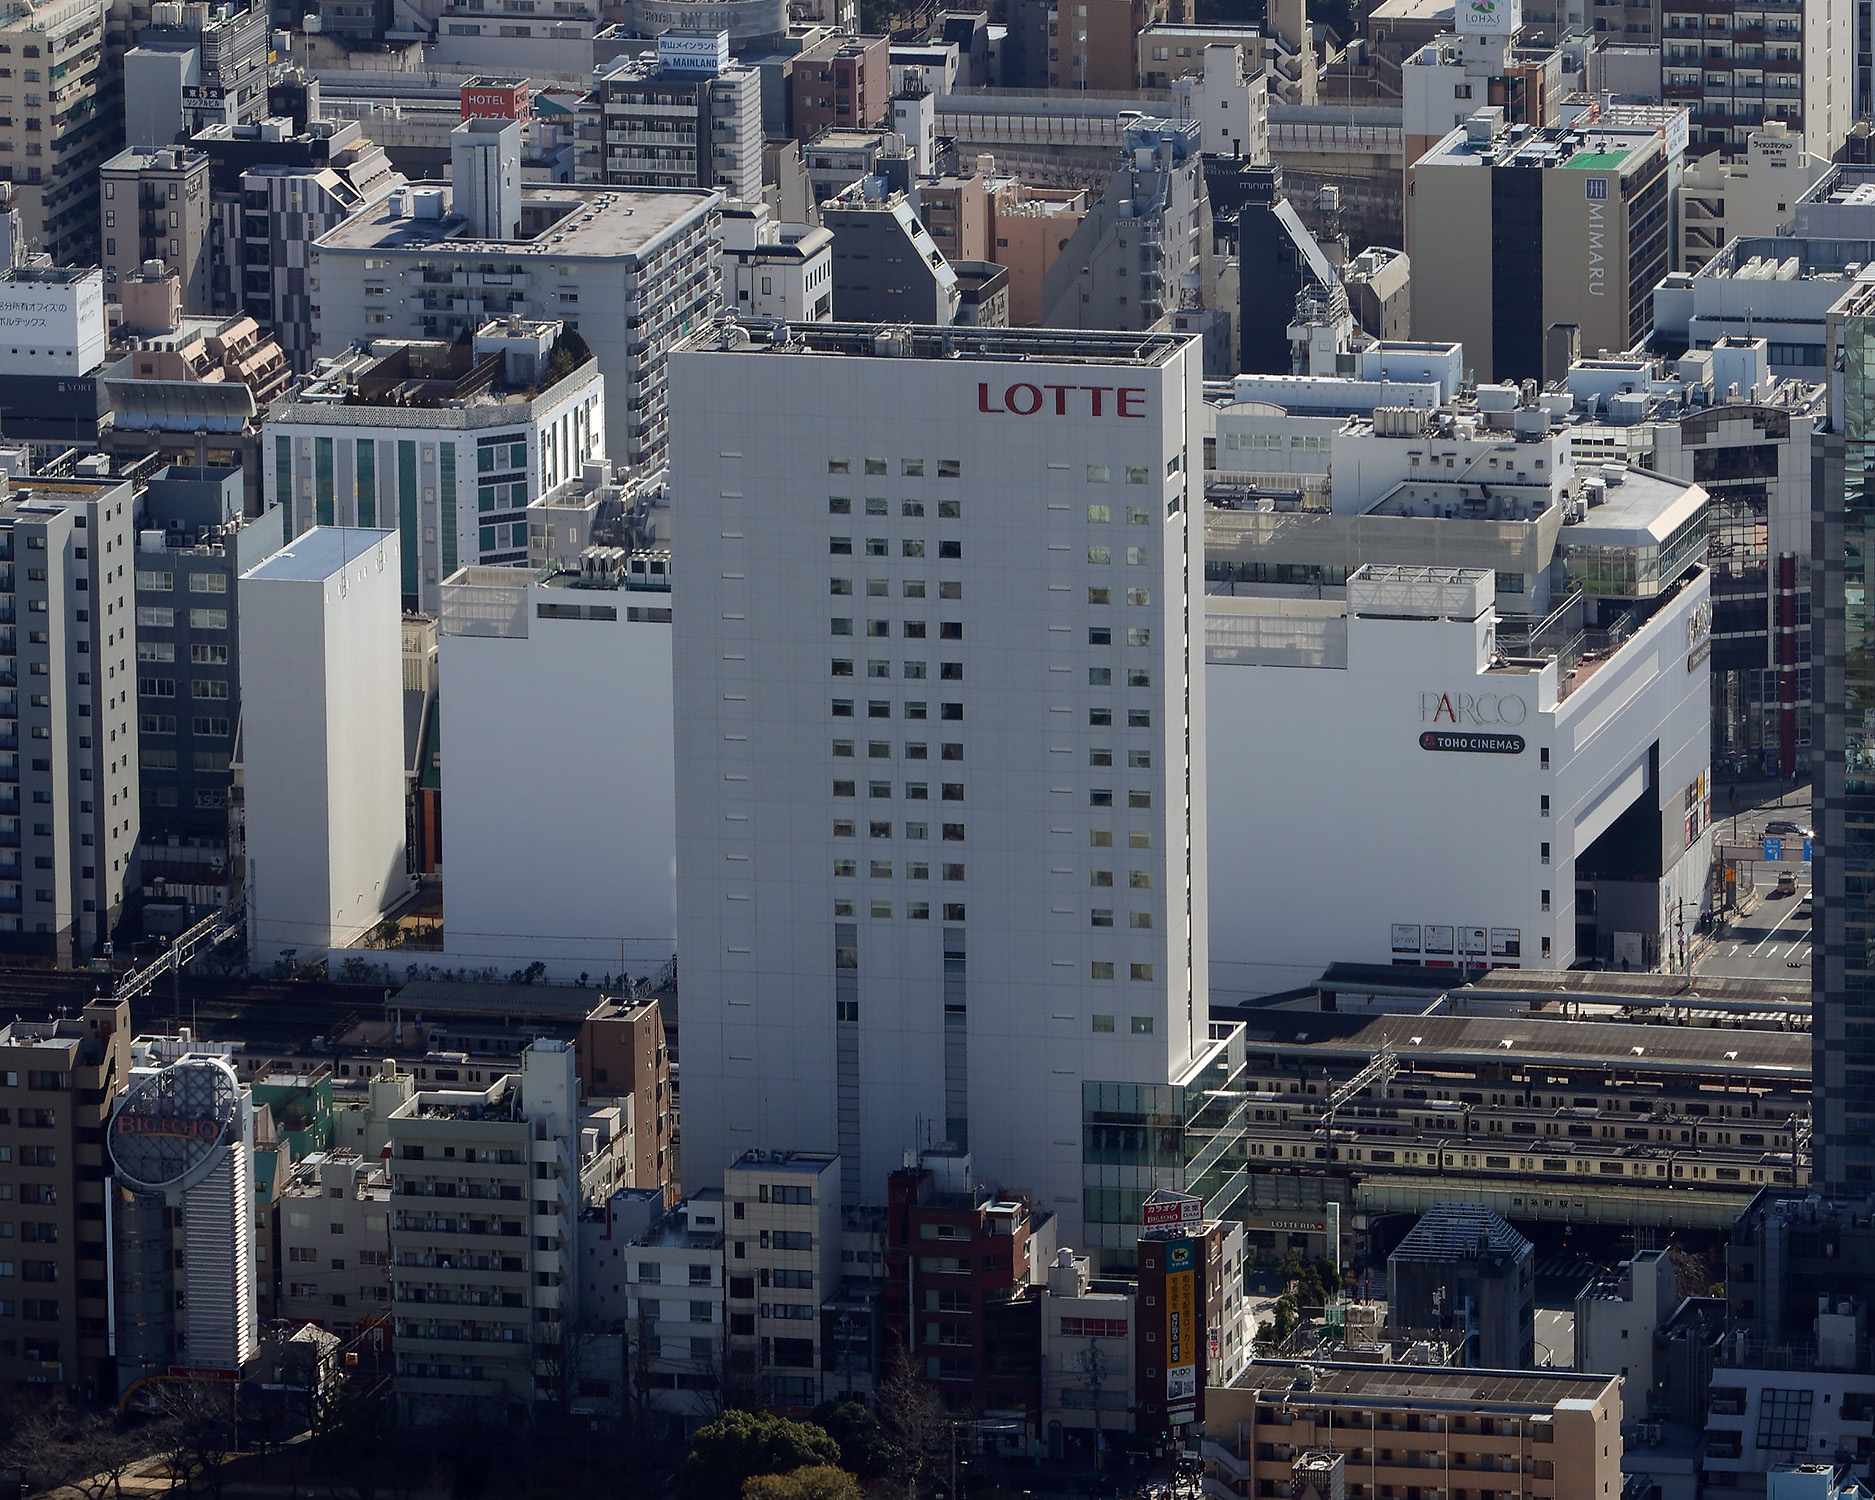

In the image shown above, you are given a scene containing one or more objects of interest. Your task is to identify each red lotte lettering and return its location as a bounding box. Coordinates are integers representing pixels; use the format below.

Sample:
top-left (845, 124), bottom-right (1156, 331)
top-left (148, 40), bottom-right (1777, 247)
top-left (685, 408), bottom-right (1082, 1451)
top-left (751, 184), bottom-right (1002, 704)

top-left (977, 382), bottom-right (1149, 418)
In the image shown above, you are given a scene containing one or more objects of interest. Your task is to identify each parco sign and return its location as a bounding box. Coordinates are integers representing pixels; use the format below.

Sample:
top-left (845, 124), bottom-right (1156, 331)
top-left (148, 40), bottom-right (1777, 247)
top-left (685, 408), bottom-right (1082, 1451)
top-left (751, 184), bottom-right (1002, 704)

top-left (1420, 690), bottom-right (1528, 726)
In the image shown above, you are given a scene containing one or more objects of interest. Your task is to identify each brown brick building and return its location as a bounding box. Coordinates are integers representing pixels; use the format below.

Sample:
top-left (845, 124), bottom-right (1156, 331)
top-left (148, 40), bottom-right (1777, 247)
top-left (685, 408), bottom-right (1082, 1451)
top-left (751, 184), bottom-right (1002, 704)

top-left (791, 36), bottom-right (890, 143)
top-left (574, 996), bottom-right (672, 1202)
top-left (882, 1151), bottom-right (1056, 1426)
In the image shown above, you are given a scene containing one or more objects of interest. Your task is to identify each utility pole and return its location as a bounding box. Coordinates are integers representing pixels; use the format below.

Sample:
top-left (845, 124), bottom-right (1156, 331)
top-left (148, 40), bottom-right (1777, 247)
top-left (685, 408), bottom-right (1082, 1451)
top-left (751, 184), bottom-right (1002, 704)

top-left (1317, 1040), bottom-right (1397, 1160)
top-left (1084, 1336), bottom-right (1107, 1471)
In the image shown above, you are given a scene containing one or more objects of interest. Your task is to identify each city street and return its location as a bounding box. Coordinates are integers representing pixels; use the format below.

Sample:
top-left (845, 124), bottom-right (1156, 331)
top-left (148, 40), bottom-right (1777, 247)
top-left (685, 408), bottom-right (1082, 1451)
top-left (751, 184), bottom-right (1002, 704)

top-left (1696, 781), bottom-right (1812, 983)
top-left (1534, 1308), bottom-right (1575, 1368)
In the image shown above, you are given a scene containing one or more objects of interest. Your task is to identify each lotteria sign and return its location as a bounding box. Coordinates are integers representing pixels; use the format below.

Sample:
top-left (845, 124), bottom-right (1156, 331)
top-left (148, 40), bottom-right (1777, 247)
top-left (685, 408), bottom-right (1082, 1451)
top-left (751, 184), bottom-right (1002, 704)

top-left (977, 382), bottom-right (1148, 417)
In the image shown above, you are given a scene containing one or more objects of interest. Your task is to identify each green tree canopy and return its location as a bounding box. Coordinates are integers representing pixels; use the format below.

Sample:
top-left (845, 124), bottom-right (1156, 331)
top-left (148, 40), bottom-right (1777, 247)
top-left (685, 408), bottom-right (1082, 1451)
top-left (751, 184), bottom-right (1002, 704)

top-left (683, 1410), bottom-right (841, 1500)
top-left (743, 1466), bottom-right (865, 1500)
top-left (809, 1402), bottom-right (896, 1486)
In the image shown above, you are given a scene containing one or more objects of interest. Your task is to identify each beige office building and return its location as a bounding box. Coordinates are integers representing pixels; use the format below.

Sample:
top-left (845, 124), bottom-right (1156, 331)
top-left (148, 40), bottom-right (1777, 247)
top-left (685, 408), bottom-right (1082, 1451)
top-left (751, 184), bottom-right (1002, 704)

top-left (1409, 109), bottom-right (1671, 383)
top-left (721, 1149), bottom-right (840, 1410)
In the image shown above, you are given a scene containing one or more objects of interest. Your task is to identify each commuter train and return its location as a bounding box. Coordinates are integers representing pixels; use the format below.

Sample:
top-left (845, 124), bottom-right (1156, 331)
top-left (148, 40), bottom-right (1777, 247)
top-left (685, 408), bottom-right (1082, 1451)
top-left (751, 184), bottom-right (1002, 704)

top-left (1231, 1091), bottom-right (1809, 1193)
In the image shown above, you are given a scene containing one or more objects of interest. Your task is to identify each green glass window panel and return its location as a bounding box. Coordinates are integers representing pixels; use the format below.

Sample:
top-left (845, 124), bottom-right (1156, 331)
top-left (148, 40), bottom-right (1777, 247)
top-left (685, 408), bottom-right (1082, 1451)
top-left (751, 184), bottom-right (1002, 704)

top-left (440, 443), bottom-right (458, 575)
top-left (274, 435), bottom-right (292, 521)
top-left (478, 485), bottom-right (495, 513)
top-left (314, 437), bottom-right (334, 527)
top-left (398, 440), bottom-right (418, 600)
top-left (356, 440), bottom-right (376, 528)
top-left (479, 526), bottom-right (495, 552)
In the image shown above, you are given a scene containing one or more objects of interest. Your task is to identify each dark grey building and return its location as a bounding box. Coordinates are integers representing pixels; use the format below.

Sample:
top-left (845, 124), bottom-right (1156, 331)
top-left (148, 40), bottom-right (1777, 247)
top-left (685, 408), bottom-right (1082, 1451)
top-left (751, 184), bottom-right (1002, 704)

top-left (823, 184), bottom-right (960, 324)
top-left (1386, 1204), bottom-right (1536, 1369)
top-left (937, 10), bottom-right (993, 86)
top-left (133, 467), bottom-right (282, 931)
top-left (1721, 1193), bottom-right (1875, 1368)
top-left (1231, 164), bottom-right (1338, 375)
top-left (189, 119), bottom-right (398, 343)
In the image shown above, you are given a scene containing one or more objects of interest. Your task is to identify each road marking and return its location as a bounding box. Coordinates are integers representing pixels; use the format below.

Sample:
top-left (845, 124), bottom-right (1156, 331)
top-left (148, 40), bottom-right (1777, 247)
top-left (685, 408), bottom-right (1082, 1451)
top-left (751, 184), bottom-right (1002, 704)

top-left (1727, 944), bottom-right (1741, 956)
top-left (1752, 900), bottom-right (1801, 956)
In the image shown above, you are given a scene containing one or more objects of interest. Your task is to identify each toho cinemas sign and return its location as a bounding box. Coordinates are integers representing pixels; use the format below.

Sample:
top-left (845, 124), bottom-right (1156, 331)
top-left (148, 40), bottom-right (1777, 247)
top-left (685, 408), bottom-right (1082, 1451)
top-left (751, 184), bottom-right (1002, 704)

top-left (977, 382), bottom-right (1150, 417)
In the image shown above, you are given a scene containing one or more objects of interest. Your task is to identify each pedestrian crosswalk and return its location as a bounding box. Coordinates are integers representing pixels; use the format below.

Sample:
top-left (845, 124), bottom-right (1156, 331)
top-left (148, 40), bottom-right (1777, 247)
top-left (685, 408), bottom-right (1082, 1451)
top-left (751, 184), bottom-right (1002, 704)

top-left (1534, 1255), bottom-right (1599, 1281)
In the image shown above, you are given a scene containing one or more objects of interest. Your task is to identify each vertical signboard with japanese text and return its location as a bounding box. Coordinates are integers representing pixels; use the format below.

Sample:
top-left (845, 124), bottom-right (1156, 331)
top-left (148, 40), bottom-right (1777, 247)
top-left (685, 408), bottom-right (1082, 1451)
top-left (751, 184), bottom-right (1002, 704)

top-left (1165, 1237), bottom-right (1197, 1420)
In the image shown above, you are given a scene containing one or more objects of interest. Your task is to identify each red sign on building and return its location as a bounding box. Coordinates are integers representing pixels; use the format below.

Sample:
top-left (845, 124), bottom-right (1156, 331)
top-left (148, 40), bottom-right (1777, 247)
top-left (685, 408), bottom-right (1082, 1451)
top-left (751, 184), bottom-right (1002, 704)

top-left (461, 78), bottom-right (532, 124)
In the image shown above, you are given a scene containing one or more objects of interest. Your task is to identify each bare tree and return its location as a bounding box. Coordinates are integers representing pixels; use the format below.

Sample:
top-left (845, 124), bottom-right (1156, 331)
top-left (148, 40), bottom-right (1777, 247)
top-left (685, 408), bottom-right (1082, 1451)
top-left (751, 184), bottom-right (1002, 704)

top-left (152, 1378), bottom-right (238, 1500)
top-left (871, 1347), bottom-right (950, 1500)
top-left (0, 1399), bottom-right (153, 1500)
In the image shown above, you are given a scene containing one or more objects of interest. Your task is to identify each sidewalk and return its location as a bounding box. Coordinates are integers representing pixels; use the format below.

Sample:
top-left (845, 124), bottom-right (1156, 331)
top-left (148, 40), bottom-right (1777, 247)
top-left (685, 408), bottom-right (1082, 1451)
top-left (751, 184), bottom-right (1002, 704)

top-left (1715, 776), bottom-right (1811, 815)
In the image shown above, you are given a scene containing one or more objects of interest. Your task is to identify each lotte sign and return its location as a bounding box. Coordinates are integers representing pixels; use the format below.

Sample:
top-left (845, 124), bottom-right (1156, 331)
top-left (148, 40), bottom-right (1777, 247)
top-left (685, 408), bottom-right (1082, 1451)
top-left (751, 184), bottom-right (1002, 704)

top-left (977, 382), bottom-right (1148, 418)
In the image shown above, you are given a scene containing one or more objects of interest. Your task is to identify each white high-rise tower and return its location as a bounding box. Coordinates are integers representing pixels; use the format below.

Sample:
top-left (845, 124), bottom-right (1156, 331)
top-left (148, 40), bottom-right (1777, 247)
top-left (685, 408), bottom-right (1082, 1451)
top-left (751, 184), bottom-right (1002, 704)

top-left (671, 323), bottom-right (1217, 1248)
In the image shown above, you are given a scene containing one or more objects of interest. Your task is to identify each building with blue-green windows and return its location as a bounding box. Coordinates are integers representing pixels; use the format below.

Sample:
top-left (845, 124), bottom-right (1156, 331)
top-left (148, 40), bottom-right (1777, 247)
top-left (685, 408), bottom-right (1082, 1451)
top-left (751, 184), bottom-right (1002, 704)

top-left (262, 318), bottom-right (604, 613)
top-left (1818, 282), bottom-right (1875, 1191)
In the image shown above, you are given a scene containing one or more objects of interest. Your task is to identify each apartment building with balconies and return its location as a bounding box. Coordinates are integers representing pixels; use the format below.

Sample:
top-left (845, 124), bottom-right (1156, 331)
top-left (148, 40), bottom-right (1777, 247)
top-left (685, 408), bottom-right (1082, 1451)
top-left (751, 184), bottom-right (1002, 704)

top-left (1202, 1363), bottom-right (1624, 1500)
top-left (388, 1039), bottom-right (580, 1423)
top-left (1035, 119), bottom-right (1210, 332)
top-left (575, 37), bottom-right (763, 204)
top-left (0, 0), bottom-right (115, 265)
top-left (0, 473), bottom-right (141, 966)
top-left (99, 147), bottom-right (211, 316)
top-left (1659, 0), bottom-right (1851, 159)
